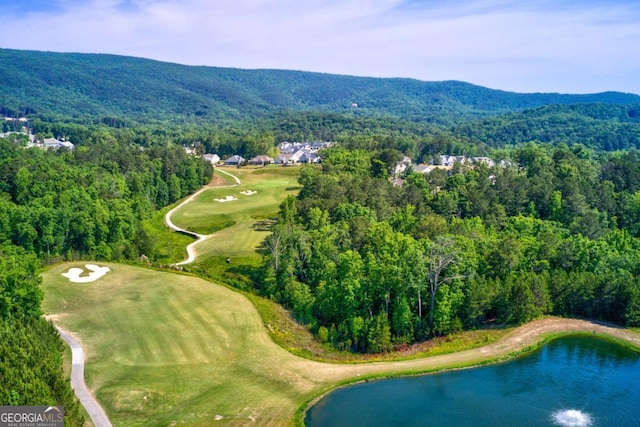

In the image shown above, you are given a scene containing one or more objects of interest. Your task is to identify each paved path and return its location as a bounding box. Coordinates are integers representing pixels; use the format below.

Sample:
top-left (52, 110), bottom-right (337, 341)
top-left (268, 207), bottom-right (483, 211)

top-left (165, 168), bottom-right (240, 265)
top-left (52, 169), bottom-right (241, 426)
top-left (57, 327), bottom-right (113, 427)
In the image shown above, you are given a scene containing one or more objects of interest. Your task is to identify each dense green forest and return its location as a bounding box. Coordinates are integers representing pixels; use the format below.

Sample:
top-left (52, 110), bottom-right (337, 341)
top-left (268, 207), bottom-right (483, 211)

top-left (263, 144), bottom-right (640, 352)
top-left (453, 103), bottom-right (640, 151)
top-left (0, 243), bottom-right (85, 425)
top-left (2, 49), bottom-right (639, 125)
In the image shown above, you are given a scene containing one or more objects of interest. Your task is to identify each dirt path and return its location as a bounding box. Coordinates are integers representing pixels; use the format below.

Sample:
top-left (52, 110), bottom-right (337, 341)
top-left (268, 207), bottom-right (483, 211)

top-left (305, 318), bottom-right (640, 381)
top-left (57, 327), bottom-right (113, 427)
top-left (164, 168), bottom-right (240, 265)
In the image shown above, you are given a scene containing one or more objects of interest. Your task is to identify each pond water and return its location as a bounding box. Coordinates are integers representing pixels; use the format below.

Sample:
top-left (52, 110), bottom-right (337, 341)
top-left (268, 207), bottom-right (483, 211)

top-left (305, 336), bottom-right (640, 427)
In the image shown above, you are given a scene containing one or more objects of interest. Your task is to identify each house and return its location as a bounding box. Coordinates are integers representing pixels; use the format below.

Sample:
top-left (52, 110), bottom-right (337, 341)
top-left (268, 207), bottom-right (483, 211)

top-left (438, 155), bottom-right (468, 167)
top-left (394, 156), bottom-right (413, 176)
top-left (289, 149), bottom-right (306, 163)
top-left (310, 141), bottom-right (333, 151)
top-left (203, 153), bottom-right (221, 164)
top-left (278, 141), bottom-right (313, 154)
top-left (224, 155), bottom-right (245, 166)
top-left (43, 137), bottom-right (74, 150)
top-left (299, 151), bottom-right (321, 163)
top-left (470, 157), bottom-right (496, 167)
top-left (413, 164), bottom-right (435, 174)
top-left (275, 154), bottom-right (294, 165)
top-left (248, 155), bottom-right (274, 166)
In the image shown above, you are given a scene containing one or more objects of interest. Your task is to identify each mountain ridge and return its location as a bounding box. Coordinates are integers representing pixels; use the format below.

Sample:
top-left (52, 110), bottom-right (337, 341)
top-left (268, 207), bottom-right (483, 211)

top-left (1, 48), bottom-right (639, 123)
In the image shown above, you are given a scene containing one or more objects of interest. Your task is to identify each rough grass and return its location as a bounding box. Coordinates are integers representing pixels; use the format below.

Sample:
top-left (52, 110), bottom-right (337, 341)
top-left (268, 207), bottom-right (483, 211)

top-left (43, 263), bottom-right (640, 426)
top-left (142, 205), bottom-right (198, 264)
top-left (246, 293), bottom-right (510, 363)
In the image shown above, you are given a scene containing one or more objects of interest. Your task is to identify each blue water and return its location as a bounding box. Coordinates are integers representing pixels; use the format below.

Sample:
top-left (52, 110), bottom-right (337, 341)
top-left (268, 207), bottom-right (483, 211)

top-left (305, 336), bottom-right (640, 426)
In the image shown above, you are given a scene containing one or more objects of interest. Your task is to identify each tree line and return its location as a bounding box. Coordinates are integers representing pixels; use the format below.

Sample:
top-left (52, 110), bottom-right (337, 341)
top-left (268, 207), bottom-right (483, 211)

top-left (0, 131), bottom-right (211, 261)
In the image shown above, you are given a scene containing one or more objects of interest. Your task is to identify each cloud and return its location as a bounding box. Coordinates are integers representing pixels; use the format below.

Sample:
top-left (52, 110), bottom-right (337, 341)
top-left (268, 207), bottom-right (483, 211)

top-left (1, 0), bottom-right (639, 94)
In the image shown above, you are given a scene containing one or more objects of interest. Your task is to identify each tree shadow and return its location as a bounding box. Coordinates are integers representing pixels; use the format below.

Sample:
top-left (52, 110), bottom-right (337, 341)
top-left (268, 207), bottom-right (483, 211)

top-left (253, 219), bottom-right (276, 232)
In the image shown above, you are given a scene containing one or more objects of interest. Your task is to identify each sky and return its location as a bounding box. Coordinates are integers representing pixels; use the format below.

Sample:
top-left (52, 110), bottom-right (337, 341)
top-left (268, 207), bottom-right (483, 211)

top-left (1, 0), bottom-right (639, 95)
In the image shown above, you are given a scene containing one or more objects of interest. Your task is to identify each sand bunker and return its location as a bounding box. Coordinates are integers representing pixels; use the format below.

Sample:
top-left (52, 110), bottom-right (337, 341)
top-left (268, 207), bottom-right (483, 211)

top-left (240, 190), bottom-right (257, 196)
top-left (62, 264), bottom-right (111, 283)
top-left (215, 195), bottom-right (238, 202)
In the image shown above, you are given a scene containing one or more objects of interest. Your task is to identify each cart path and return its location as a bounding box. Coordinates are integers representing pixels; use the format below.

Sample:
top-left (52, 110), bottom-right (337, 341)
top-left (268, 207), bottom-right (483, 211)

top-left (164, 168), bottom-right (241, 265)
top-left (300, 317), bottom-right (640, 413)
top-left (57, 327), bottom-right (113, 427)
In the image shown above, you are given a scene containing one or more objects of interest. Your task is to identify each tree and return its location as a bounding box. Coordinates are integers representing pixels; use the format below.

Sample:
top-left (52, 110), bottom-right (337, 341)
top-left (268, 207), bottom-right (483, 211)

top-left (424, 235), bottom-right (463, 335)
top-left (366, 312), bottom-right (392, 353)
top-left (264, 224), bottom-right (288, 272)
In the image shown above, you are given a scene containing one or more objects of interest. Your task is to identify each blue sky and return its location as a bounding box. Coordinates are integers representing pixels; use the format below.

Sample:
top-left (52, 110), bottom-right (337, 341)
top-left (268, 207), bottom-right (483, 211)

top-left (1, 0), bottom-right (639, 94)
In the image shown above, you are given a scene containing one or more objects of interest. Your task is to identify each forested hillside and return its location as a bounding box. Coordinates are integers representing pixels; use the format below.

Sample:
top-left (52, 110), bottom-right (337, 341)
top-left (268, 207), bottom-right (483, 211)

top-left (1, 48), bottom-right (639, 124)
top-left (453, 103), bottom-right (640, 151)
top-left (264, 144), bottom-right (640, 352)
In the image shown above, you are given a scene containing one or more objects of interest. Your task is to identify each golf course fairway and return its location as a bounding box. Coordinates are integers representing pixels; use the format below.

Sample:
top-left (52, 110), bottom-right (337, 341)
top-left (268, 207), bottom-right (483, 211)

top-left (42, 262), bottom-right (640, 426)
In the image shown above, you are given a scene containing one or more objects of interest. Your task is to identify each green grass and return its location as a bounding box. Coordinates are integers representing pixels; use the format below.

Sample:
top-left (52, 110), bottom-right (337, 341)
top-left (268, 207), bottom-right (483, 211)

top-left (170, 166), bottom-right (300, 239)
top-left (165, 166), bottom-right (301, 279)
top-left (142, 205), bottom-right (196, 264)
top-left (140, 166), bottom-right (300, 266)
top-left (43, 263), bottom-right (640, 426)
top-left (43, 263), bottom-right (325, 426)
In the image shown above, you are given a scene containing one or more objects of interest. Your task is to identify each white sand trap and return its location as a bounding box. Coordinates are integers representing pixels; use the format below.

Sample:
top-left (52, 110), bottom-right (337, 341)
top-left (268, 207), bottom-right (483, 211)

top-left (214, 195), bottom-right (238, 202)
top-left (240, 190), bottom-right (257, 195)
top-left (62, 264), bottom-right (111, 283)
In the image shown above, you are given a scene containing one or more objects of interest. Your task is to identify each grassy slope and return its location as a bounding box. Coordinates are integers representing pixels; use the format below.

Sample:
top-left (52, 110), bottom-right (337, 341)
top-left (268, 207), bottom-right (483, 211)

top-left (142, 204), bottom-right (195, 264)
top-left (170, 166), bottom-right (301, 261)
top-left (43, 262), bottom-right (319, 426)
top-left (42, 264), bottom-right (640, 426)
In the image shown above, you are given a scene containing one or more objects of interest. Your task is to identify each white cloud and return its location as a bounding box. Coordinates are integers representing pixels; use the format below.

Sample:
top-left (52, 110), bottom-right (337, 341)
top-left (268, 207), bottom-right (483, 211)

top-left (1, 0), bottom-right (639, 94)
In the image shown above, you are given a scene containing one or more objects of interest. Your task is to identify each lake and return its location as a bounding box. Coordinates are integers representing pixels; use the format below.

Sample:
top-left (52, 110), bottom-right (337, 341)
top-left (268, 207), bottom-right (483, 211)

top-left (305, 336), bottom-right (640, 426)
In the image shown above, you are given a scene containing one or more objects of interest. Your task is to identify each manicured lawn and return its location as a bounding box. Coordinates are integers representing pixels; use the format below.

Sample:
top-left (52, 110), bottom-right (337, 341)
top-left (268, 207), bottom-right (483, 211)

top-left (141, 166), bottom-right (300, 265)
top-left (170, 166), bottom-right (301, 240)
top-left (43, 262), bottom-right (330, 426)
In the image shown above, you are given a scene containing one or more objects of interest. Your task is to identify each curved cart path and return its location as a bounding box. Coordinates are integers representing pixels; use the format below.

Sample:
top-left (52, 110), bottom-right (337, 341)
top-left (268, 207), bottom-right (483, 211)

top-left (57, 327), bottom-right (113, 427)
top-left (165, 168), bottom-right (241, 265)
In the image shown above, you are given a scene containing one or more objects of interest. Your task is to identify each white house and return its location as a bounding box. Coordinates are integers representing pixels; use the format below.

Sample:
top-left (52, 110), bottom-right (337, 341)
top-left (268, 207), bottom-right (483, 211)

top-left (43, 137), bottom-right (74, 150)
top-left (203, 153), bottom-right (221, 164)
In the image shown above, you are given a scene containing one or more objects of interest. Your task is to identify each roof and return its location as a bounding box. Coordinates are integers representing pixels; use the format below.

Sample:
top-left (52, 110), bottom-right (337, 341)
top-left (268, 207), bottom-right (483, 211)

top-left (249, 155), bottom-right (274, 162)
top-left (224, 155), bottom-right (245, 163)
top-left (203, 153), bottom-right (220, 163)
